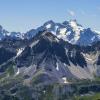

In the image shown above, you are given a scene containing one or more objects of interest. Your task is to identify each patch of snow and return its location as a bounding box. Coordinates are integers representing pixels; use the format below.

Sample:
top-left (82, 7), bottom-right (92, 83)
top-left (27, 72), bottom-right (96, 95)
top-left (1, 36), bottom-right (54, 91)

top-left (64, 63), bottom-right (66, 66)
top-left (69, 20), bottom-right (84, 44)
top-left (16, 68), bottom-right (20, 75)
top-left (6, 32), bottom-right (11, 36)
top-left (56, 62), bottom-right (59, 71)
top-left (66, 31), bottom-right (71, 35)
top-left (59, 28), bottom-right (67, 35)
top-left (86, 57), bottom-right (93, 61)
top-left (62, 77), bottom-right (68, 83)
top-left (43, 90), bottom-right (46, 94)
top-left (30, 40), bottom-right (39, 47)
top-left (70, 21), bottom-right (77, 28)
top-left (46, 24), bottom-right (51, 29)
top-left (17, 48), bottom-right (24, 56)
top-left (50, 31), bottom-right (56, 35)
top-left (70, 20), bottom-right (83, 31)
top-left (55, 25), bottom-right (59, 31)
top-left (93, 30), bottom-right (100, 34)
top-left (55, 37), bottom-right (59, 42)
top-left (65, 48), bottom-right (68, 55)
top-left (57, 34), bottom-right (67, 41)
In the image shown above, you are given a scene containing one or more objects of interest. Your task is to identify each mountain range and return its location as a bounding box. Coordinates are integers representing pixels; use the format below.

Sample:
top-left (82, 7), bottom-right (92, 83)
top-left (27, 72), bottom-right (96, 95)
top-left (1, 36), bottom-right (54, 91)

top-left (0, 20), bottom-right (100, 46)
top-left (0, 20), bottom-right (100, 99)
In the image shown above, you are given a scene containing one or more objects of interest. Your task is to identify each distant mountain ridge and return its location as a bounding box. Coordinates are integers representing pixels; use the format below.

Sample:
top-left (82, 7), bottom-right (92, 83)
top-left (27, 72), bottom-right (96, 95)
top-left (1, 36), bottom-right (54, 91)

top-left (0, 20), bottom-right (100, 46)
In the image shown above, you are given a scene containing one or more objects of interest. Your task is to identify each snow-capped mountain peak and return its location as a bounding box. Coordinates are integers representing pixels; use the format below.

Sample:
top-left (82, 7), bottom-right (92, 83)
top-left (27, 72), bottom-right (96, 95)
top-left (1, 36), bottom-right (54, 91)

top-left (69, 20), bottom-right (84, 32)
top-left (93, 30), bottom-right (100, 35)
top-left (0, 20), bottom-right (100, 46)
top-left (44, 20), bottom-right (55, 28)
top-left (41, 20), bottom-right (100, 46)
top-left (0, 25), bottom-right (9, 40)
top-left (0, 25), bottom-right (25, 40)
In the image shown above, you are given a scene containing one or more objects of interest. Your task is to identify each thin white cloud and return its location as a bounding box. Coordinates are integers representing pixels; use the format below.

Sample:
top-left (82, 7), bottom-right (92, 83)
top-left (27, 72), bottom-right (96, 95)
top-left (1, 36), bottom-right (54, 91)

top-left (67, 10), bottom-right (75, 16)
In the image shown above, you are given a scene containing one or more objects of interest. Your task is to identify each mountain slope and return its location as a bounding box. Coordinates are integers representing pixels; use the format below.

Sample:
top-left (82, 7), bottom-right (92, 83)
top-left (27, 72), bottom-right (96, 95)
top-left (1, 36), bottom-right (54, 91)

top-left (13, 31), bottom-right (100, 84)
top-left (0, 30), bottom-right (100, 100)
top-left (0, 28), bottom-right (100, 83)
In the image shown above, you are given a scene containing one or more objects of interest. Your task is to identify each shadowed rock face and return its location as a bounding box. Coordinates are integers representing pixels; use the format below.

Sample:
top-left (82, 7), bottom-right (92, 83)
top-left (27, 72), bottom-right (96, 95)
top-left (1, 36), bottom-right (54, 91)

top-left (15, 32), bottom-right (87, 69)
top-left (0, 47), bottom-right (16, 72)
top-left (97, 55), bottom-right (100, 65)
top-left (68, 51), bottom-right (87, 68)
top-left (0, 47), bottom-right (16, 65)
top-left (14, 31), bottom-right (96, 81)
top-left (16, 46), bottom-right (32, 68)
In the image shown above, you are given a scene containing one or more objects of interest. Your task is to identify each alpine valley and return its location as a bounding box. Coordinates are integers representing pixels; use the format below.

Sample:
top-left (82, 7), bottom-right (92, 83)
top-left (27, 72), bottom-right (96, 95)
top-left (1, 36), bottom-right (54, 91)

top-left (0, 20), bottom-right (100, 100)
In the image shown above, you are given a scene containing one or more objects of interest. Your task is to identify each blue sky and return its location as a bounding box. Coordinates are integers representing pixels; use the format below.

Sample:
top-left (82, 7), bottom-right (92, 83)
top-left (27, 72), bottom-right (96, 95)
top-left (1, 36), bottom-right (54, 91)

top-left (0, 0), bottom-right (100, 32)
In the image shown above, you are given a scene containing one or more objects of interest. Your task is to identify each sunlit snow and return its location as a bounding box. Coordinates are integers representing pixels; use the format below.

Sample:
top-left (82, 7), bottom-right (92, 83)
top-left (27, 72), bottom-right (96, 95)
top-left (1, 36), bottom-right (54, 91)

top-left (17, 48), bottom-right (24, 56)
top-left (46, 24), bottom-right (51, 29)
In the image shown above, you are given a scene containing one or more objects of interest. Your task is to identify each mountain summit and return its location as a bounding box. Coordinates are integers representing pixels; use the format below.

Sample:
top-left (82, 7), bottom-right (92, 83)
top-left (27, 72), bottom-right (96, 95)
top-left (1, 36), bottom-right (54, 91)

top-left (42, 20), bottom-right (100, 46)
